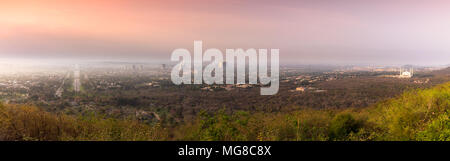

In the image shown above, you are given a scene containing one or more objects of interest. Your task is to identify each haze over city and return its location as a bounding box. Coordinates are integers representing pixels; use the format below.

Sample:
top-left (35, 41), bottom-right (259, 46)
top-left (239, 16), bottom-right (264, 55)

top-left (0, 0), bottom-right (449, 66)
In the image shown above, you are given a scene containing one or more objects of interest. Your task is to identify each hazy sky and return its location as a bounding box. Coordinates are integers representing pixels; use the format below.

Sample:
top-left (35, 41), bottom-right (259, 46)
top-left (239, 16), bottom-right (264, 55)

top-left (0, 0), bottom-right (450, 65)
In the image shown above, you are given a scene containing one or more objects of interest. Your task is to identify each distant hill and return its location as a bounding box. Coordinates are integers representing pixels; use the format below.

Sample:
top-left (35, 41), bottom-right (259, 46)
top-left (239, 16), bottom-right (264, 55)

top-left (431, 67), bottom-right (450, 76)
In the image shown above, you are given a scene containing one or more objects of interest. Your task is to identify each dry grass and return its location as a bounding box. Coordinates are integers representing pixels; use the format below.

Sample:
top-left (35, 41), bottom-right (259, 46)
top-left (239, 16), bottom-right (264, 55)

top-left (0, 104), bottom-right (167, 141)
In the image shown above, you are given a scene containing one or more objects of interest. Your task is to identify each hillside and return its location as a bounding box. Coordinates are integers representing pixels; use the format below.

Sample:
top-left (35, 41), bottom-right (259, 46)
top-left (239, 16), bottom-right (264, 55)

top-left (173, 81), bottom-right (450, 141)
top-left (0, 81), bottom-right (449, 141)
top-left (431, 67), bottom-right (450, 76)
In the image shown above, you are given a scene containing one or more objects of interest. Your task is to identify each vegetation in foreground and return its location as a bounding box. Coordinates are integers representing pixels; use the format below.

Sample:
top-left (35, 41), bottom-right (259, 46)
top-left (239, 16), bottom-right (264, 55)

top-left (0, 104), bottom-right (167, 141)
top-left (0, 82), bottom-right (449, 141)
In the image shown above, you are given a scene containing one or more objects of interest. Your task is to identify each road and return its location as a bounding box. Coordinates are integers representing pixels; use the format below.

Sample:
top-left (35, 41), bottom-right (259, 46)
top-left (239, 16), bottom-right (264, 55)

top-left (55, 72), bottom-right (70, 98)
top-left (73, 64), bottom-right (81, 93)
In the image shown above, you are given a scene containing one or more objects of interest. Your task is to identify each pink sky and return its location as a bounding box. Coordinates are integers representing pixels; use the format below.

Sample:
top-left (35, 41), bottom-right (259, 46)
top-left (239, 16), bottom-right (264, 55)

top-left (0, 0), bottom-right (450, 65)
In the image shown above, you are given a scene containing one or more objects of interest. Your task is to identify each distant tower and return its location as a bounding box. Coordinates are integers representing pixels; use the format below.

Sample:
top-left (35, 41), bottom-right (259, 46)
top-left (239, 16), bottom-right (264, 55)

top-left (222, 61), bottom-right (227, 70)
top-left (222, 61), bottom-right (227, 77)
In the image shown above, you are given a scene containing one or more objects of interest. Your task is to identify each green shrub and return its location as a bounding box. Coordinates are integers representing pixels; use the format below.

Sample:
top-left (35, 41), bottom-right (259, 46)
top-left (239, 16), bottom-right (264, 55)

top-left (328, 113), bottom-right (362, 140)
top-left (417, 112), bottom-right (450, 141)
